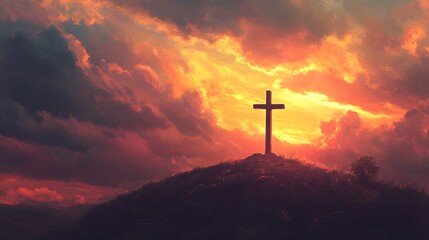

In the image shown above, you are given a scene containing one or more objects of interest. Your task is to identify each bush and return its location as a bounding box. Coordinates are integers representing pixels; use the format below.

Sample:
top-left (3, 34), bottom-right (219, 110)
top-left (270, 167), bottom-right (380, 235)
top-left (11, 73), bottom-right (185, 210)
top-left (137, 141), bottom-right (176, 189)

top-left (350, 156), bottom-right (379, 185)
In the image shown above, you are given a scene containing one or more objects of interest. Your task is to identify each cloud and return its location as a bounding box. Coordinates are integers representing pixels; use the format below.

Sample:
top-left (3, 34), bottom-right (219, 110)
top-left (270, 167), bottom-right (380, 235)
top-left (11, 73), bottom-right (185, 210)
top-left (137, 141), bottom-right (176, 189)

top-left (395, 56), bottom-right (429, 99)
top-left (161, 91), bottom-right (215, 138)
top-left (0, 99), bottom-right (90, 152)
top-left (0, 19), bottom-right (234, 191)
top-left (1, 25), bottom-right (166, 129)
top-left (0, 174), bottom-right (121, 206)
top-left (4, 187), bottom-right (64, 204)
top-left (0, 0), bottom-right (105, 26)
top-left (0, 0), bottom-right (49, 24)
top-left (109, 0), bottom-right (346, 66)
top-left (281, 71), bottom-right (390, 113)
top-left (62, 21), bottom-right (137, 67)
top-left (316, 109), bottom-right (429, 188)
top-left (109, 0), bottom-right (429, 109)
top-left (112, 0), bottom-right (343, 37)
top-left (0, 22), bottom-right (175, 187)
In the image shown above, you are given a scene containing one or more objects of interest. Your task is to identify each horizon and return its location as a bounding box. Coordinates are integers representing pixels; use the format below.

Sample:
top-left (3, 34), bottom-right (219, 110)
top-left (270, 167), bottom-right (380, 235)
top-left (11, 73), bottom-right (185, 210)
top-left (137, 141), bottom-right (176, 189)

top-left (1, 0), bottom-right (429, 207)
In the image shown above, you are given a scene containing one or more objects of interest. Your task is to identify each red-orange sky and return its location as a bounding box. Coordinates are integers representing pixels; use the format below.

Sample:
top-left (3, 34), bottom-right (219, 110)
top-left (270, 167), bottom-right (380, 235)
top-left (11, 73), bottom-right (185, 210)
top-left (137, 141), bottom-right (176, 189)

top-left (1, 0), bottom-right (429, 206)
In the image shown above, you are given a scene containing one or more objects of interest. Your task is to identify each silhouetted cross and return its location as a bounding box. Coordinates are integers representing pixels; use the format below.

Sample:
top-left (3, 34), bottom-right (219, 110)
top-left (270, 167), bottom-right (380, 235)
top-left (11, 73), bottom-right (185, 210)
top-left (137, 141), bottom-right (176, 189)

top-left (253, 90), bottom-right (285, 154)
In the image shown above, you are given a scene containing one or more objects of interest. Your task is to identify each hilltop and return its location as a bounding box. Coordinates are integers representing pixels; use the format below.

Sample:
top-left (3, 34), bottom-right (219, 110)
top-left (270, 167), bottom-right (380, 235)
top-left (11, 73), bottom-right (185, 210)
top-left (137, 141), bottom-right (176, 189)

top-left (44, 154), bottom-right (429, 240)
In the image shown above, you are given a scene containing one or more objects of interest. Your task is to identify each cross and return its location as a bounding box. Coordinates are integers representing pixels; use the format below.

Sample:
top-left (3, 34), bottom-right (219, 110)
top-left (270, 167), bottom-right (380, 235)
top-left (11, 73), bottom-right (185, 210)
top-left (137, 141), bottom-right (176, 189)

top-left (253, 90), bottom-right (285, 154)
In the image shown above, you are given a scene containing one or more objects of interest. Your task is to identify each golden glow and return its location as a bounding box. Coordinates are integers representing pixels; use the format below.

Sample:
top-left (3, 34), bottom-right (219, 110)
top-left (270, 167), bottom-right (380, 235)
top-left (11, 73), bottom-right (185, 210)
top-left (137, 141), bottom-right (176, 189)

top-left (40, 0), bottom-right (405, 146)
top-left (174, 34), bottom-right (398, 144)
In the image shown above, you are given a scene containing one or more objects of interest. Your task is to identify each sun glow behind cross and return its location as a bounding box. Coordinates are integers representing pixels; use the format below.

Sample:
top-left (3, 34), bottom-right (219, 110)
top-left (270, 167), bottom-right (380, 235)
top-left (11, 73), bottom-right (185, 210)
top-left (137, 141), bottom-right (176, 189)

top-left (57, 2), bottom-right (405, 146)
top-left (174, 35), bottom-right (402, 145)
top-left (55, 3), bottom-right (406, 148)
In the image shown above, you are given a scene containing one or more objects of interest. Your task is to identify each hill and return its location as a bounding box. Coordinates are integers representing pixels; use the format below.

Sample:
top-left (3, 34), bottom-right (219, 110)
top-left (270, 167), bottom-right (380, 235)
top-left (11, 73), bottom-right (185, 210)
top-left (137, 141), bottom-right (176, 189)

top-left (44, 153), bottom-right (429, 240)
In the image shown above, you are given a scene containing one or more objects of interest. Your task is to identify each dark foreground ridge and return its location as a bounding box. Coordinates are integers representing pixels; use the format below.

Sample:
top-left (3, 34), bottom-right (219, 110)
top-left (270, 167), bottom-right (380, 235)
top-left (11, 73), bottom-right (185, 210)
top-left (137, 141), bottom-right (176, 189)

top-left (0, 204), bottom-right (90, 240)
top-left (44, 154), bottom-right (429, 240)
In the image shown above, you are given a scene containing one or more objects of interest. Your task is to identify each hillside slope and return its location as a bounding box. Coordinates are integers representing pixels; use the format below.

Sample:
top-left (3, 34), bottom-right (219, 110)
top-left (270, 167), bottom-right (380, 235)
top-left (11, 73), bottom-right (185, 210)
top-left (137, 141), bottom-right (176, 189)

top-left (45, 154), bottom-right (429, 240)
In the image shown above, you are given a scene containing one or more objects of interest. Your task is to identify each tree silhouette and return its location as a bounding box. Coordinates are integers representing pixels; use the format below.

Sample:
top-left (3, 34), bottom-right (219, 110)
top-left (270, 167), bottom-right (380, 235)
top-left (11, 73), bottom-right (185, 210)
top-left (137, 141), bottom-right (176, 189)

top-left (350, 156), bottom-right (379, 185)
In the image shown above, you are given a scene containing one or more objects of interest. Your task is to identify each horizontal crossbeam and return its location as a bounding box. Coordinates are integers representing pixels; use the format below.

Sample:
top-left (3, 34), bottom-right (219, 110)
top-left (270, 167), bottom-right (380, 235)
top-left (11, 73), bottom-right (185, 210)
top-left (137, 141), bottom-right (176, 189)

top-left (253, 104), bottom-right (285, 110)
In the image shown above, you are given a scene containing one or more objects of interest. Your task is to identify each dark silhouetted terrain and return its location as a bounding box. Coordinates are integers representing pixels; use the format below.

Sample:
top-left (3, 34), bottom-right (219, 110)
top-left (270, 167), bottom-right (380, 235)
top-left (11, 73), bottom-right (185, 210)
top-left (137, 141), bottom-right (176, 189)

top-left (43, 154), bottom-right (429, 239)
top-left (0, 204), bottom-right (90, 240)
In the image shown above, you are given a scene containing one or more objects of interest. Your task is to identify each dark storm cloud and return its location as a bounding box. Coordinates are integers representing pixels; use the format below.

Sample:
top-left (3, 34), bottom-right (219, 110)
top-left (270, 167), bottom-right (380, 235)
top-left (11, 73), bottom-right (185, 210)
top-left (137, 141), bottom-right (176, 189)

top-left (108, 0), bottom-right (349, 66)
top-left (111, 0), bottom-right (344, 40)
top-left (62, 21), bottom-right (136, 67)
top-left (0, 133), bottom-right (176, 187)
top-left (61, 20), bottom-right (216, 139)
top-left (0, 21), bottom-right (226, 187)
top-left (0, 99), bottom-right (88, 152)
top-left (0, 24), bottom-right (166, 135)
top-left (395, 56), bottom-right (429, 99)
top-left (161, 91), bottom-right (215, 138)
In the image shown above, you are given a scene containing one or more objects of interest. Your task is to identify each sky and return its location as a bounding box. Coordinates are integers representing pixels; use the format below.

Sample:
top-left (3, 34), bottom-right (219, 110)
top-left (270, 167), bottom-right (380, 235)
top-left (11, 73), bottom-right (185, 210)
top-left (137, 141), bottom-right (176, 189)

top-left (0, 0), bottom-right (429, 206)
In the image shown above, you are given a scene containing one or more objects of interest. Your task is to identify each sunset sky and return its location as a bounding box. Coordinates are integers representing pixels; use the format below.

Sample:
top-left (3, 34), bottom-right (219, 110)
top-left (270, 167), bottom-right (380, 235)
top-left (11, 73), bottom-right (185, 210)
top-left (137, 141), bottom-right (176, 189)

top-left (1, 0), bottom-right (429, 206)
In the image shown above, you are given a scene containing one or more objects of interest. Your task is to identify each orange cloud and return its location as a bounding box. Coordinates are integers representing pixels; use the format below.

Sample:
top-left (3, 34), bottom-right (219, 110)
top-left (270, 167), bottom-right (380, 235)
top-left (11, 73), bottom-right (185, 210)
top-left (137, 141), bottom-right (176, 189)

top-left (401, 22), bottom-right (425, 56)
top-left (4, 187), bottom-right (64, 204)
top-left (0, 174), bottom-right (122, 206)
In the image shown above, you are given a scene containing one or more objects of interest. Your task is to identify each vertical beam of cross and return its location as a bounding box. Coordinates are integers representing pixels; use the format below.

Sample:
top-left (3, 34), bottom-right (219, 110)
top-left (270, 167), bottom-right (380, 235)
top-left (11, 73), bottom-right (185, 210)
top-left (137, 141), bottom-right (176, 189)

top-left (253, 90), bottom-right (285, 154)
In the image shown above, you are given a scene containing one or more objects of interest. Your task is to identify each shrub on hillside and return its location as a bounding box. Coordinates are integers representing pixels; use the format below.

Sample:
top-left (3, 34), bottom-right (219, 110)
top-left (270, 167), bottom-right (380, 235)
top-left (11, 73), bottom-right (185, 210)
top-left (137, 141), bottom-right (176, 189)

top-left (350, 156), bottom-right (379, 185)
